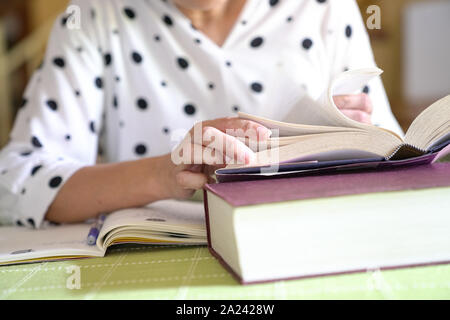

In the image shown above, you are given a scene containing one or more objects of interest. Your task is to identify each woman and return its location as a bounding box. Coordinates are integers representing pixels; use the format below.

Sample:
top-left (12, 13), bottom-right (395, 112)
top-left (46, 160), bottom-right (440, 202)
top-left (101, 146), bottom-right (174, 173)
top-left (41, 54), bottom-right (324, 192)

top-left (0, 0), bottom-right (402, 228)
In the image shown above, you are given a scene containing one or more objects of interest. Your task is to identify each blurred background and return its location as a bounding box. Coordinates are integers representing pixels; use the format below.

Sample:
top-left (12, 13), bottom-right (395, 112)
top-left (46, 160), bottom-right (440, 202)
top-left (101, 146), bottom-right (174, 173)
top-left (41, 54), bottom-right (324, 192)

top-left (0, 0), bottom-right (449, 148)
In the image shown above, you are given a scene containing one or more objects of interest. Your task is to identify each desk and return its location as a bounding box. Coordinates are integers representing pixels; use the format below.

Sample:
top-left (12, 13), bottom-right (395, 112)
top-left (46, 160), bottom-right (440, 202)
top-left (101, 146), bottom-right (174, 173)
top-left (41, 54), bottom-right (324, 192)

top-left (1, 244), bottom-right (449, 299)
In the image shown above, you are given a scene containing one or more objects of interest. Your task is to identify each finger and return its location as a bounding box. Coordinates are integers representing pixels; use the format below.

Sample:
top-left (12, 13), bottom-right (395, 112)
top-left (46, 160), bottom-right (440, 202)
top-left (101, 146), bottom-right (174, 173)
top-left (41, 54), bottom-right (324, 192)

top-left (201, 118), bottom-right (272, 141)
top-left (200, 127), bottom-right (255, 165)
top-left (333, 94), bottom-right (373, 114)
top-left (340, 109), bottom-right (372, 124)
top-left (176, 170), bottom-right (208, 190)
top-left (175, 141), bottom-right (234, 166)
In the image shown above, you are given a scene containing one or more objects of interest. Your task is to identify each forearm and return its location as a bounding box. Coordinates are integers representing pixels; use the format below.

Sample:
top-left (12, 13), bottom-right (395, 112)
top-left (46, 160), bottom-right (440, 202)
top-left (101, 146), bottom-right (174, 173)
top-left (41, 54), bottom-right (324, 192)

top-left (45, 155), bottom-right (172, 223)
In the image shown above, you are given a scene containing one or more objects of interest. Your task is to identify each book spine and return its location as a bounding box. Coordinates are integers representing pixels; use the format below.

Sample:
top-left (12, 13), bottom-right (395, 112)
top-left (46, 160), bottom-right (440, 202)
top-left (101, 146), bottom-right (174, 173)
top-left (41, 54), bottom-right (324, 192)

top-left (202, 188), bottom-right (212, 249)
top-left (387, 143), bottom-right (427, 161)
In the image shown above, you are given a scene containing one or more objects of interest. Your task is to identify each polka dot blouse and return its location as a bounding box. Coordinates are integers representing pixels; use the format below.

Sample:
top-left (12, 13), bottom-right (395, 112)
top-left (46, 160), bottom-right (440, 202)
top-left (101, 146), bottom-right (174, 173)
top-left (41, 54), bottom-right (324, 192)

top-left (0, 0), bottom-right (403, 228)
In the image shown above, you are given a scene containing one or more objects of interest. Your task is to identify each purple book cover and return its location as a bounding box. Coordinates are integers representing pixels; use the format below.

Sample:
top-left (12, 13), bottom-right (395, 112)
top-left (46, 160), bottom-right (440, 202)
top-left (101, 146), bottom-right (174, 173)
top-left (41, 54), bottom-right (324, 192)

top-left (206, 163), bottom-right (450, 207)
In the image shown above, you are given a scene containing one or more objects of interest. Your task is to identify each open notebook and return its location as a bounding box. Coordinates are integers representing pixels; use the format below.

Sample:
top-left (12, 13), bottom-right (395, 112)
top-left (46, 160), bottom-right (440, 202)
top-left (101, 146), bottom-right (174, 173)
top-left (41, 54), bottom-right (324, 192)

top-left (0, 200), bottom-right (206, 266)
top-left (216, 68), bottom-right (450, 182)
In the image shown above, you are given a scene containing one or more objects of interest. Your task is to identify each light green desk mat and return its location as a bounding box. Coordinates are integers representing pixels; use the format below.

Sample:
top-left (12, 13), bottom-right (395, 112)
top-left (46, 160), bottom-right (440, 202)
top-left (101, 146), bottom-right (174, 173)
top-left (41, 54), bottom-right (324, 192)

top-left (1, 244), bottom-right (449, 300)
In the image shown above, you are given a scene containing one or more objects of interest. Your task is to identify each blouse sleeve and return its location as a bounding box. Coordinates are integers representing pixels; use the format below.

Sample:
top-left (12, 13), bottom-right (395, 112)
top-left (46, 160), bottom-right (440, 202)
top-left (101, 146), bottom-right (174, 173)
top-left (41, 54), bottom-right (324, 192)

top-left (323, 0), bottom-right (404, 136)
top-left (0, 0), bottom-right (105, 228)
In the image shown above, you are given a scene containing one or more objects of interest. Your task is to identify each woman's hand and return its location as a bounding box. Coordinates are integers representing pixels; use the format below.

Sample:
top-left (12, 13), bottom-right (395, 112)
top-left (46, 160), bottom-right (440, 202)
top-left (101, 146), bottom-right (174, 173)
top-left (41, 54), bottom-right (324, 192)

top-left (333, 94), bottom-right (373, 124)
top-left (159, 118), bottom-right (272, 200)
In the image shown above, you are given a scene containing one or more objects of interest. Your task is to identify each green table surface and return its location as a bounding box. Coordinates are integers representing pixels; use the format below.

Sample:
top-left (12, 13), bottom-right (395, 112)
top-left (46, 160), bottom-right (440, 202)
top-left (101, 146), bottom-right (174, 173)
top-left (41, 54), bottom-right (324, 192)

top-left (1, 244), bottom-right (449, 300)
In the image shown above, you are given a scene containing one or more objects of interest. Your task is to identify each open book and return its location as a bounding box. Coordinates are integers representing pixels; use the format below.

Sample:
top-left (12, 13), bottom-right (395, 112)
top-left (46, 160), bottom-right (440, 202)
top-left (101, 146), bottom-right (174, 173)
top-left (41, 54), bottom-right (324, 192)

top-left (216, 68), bottom-right (450, 182)
top-left (0, 200), bottom-right (206, 266)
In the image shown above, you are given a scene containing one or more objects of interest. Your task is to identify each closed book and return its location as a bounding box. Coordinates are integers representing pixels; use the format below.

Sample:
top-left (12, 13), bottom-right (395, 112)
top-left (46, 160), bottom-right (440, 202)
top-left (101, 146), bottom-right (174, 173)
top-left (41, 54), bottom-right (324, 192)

top-left (204, 163), bottom-right (450, 284)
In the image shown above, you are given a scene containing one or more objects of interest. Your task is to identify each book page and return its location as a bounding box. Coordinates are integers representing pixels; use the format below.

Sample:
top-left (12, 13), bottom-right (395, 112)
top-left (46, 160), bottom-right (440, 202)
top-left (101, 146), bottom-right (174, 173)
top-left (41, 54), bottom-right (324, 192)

top-left (404, 95), bottom-right (450, 151)
top-left (240, 68), bottom-right (402, 141)
top-left (0, 224), bottom-right (104, 265)
top-left (97, 200), bottom-right (207, 249)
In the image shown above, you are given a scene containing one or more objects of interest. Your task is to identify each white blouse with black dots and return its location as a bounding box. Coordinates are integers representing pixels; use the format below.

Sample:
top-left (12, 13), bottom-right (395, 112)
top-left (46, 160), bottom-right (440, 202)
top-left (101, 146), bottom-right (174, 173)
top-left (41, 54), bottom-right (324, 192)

top-left (0, 0), bottom-right (403, 228)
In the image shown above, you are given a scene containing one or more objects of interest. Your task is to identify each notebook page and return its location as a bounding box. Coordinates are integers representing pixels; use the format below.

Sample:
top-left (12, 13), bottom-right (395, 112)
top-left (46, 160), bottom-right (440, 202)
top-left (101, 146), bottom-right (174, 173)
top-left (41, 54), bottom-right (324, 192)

top-left (0, 223), bottom-right (103, 265)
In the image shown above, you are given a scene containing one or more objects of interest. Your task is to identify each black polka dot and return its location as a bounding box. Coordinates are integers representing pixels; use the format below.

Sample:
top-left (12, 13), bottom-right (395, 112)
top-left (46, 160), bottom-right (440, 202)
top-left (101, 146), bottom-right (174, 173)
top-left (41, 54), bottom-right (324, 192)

top-left (250, 37), bottom-right (264, 48)
top-left (124, 7), bottom-right (136, 19)
top-left (241, 20), bottom-right (247, 25)
top-left (194, 38), bottom-right (202, 44)
top-left (287, 16), bottom-right (293, 23)
top-left (302, 38), bottom-right (314, 50)
top-left (21, 188), bottom-right (26, 195)
top-left (75, 90), bottom-right (81, 97)
top-left (61, 16), bottom-right (69, 27)
top-left (250, 82), bottom-right (264, 93)
top-left (161, 81), bottom-right (167, 87)
top-left (89, 121), bottom-right (96, 133)
top-left (21, 98), bottom-right (28, 108)
top-left (115, 76), bottom-right (121, 82)
top-left (163, 127), bottom-right (170, 135)
top-left (76, 47), bottom-right (83, 53)
top-left (226, 61), bottom-right (232, 67)
top-left (177, 57), bottom-right (189, 70)
top-left (132, 52), bottom-right (143, 64)
top-left (65, 134), bottom-right (71, 141)
top-left (317, 0), bottom-right (327, 3)
top-left (31, 165), bottom-right (43, 176)
top-left (46, 100), bottom-right (58, 111)
top-left (154, 35), bottom-right (161, 42)
top-left (208, 82), bottom-right (215, 90)
top-left (31, 136), bottom-right (43, 148)
top-left (343, 66), bottom-right (350, 72)
top-left (345, 25), bottom-right (353, 38)
top-left (269, 0), bottom-right (279, 7)
top-left (113, 95), bottom-right (118, 108)
top-left (232, 105), bottom-right (240, 112)
top-left (112, 29), bottom-right (119, 35)
top-left (137, 98), bottom-right (149, 110)
top-left (49, 176), bottom-right (63, 188)
top-left (184, 104), bottom-right (196, 116)
top-left (1, 169), bottom-right (7, 175)
top-left (95, 77), bottom-right (103, 89)
top-left (163, 15), bottom-right (173, 26)
top-left (15, 220), bottom-right (24, 227)
top-left (20, 151), bottom-right (33, 157)
top-left (363, 85), bottom-right (370, 94)
top-left (135, 144), bottom-right (147, 156)
top-left (27, 218), bottom-right (35, 228)
top-left (104, 53), bottom-right (112, 66)
top-left (53, 57), bottom-right (65, 68)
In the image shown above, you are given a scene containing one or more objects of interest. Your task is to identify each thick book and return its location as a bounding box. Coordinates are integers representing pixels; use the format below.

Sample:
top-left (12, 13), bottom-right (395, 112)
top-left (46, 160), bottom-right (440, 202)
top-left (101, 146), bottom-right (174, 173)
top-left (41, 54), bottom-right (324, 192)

top-left (216, 68), bottom-right (450, 182)
top-left (0, 200), bottom-right (206, 266)
top-left (204, 163), bottom-right (450, 284)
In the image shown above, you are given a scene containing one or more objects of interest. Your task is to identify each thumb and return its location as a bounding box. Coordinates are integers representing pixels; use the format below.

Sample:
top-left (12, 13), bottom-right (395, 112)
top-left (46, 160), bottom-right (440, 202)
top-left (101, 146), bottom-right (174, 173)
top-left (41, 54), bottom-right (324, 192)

top-left (176, 170), bottom-right (208, 190)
